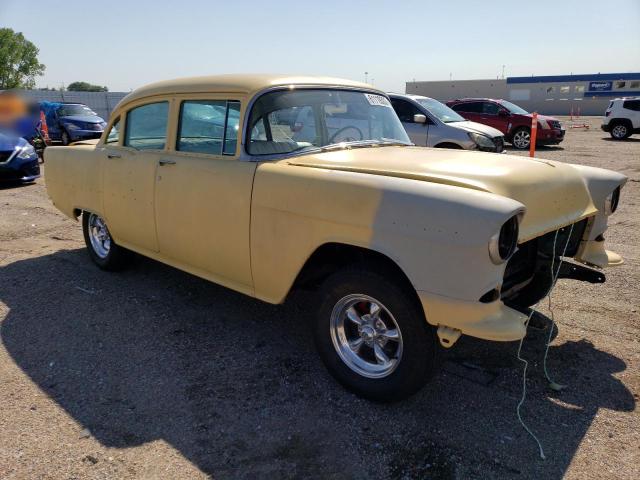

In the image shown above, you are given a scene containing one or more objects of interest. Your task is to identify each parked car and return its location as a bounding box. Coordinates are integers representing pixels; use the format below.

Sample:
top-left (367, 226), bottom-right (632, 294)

top-left (601, 97), bottom-right (640, 139)
top-left (45, 75), bottom-right (626, 401)
top-left (41, 102), bottom-right (107, 145)
top-left (0, 131), bottom-right (40, 183)
top-left (446, 98), bottom-right (565, 150)
top-left (389, 94), bottom-right (505, 152)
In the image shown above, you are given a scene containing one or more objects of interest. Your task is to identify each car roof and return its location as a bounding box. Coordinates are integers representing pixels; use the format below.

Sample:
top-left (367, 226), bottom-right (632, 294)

top-left (118, 74), bottom-right (375, 108)
top-left (388, 93), bottom-right (436, 101)
top-left (450, 98), bottom-right (501, 103)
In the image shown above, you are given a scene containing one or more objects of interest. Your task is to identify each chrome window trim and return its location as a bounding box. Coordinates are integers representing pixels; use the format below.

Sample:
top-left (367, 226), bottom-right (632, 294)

top-left (238, 84), bottom-right (396, 162)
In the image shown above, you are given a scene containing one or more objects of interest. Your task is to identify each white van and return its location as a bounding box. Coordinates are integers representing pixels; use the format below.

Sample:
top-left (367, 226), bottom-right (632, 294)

top-left (389, 94), bottom-right (505, 152)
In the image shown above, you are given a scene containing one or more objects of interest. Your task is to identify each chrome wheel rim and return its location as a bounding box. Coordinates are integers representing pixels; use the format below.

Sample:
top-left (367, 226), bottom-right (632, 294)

top-left (612, 125), bottom-right (627, 138)
top-left (88, 213), bottom-right (111, 259)
top-left (513, 130), bottom-right (530, 148)
top-left (330, 294), bottom-right (403, 378)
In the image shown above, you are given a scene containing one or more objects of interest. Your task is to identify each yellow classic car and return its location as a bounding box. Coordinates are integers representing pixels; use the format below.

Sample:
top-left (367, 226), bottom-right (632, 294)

top-left (45, 75), bottom-right (626, 401)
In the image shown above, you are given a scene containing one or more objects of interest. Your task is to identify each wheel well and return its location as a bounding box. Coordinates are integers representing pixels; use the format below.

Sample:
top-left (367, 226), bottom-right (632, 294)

top-left (293, 243), bottom-right (415, 293)
top-left (609, 118), bottom-right (632, 127)
top-left (434, 142), bottom-right (463, 149)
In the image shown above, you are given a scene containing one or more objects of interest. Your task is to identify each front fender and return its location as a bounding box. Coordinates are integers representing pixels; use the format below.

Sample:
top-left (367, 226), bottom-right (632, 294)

top-left (250, 162), bottom-right (524, 304)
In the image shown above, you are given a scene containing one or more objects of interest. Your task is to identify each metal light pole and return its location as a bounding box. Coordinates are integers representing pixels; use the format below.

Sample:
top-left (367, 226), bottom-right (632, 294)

top-left (365, 72), bottom-right (369, 83)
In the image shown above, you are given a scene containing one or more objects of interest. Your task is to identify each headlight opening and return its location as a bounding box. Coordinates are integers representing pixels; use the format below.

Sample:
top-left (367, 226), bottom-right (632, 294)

top-left (489, 215), bottom-right (519, 264)
top-left (604, 186), bottom-right (620, 215)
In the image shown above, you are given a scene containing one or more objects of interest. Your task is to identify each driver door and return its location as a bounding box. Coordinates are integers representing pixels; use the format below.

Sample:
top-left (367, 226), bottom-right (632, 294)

top-left (390, 99), bottom-right (429, 146)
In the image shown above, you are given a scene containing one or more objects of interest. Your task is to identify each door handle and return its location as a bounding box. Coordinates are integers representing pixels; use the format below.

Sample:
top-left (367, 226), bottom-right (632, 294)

top-left (158, 159), bottom-right (176, 166)
top-left (107, 153), bottom-right (121, 159)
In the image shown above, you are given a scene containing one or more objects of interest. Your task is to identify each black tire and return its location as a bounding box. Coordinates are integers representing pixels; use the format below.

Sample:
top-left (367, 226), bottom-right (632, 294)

top-left (61, 129), bottom-right (71, 146)
top-left (510, 127), bottom-right (531, 150)
top-left (314, 268), bottom-right (440, 402)
top-left (82, 211), bottom-right (130, 271)
top-left (609, 121), bottom-right (632, 140)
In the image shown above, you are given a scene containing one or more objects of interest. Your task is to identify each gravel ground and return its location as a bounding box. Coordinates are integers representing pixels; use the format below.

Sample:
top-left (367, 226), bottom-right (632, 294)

top-left (0, 116), bottom-right (638, 479)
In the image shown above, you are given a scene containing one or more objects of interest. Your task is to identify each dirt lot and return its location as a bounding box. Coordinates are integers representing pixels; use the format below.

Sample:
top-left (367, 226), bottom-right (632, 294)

top-left (1, 116), bottom-right (638, 479)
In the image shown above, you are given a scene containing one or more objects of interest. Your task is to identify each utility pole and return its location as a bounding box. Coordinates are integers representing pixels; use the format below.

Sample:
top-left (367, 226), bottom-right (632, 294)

top-left (365, 72), bottom-right (369, 83)
top-left (502, 65), bottom-right (506, 79)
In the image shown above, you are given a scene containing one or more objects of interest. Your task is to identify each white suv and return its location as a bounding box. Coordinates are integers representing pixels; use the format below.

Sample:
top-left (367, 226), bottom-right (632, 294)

top-left (602, 98), bottom-right (640, 139)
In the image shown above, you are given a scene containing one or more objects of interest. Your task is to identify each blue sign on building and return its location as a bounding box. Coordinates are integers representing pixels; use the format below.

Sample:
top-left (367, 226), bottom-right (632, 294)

top-left (589, 81), bottom-right (612, 92)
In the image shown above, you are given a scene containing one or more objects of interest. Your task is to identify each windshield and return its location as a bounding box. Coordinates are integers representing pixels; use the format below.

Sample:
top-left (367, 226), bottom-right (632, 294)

top-left (57, 104), bottom-right (97, 117)
top-left (499, 100), bottom-right (529, 115)
top-left (415, 97), bottom-right (465, 123)
top-left (247, 89), bottom-right (411, 155)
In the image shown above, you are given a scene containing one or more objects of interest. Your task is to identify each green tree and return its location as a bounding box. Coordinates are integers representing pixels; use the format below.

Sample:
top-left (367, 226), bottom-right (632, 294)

top-left (0, 28), bottom-right (45, 89)
top-left (67, 81), bottom-right (109, 92)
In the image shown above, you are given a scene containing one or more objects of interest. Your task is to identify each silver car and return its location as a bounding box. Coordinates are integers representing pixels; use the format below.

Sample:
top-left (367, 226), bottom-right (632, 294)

top-left (389, 94), bottom-right (505, 152)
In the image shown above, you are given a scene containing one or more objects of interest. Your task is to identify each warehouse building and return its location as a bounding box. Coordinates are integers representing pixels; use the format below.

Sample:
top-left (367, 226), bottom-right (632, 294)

top-left (406, 72), bottom-right (640, 116)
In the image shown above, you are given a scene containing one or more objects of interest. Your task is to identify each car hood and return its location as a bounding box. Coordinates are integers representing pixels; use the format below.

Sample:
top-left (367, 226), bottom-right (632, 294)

top-left (448, 120), bottom-right (503, 138)
top-left (60, 115), bottom-right (105, 124)
top-left (0, 131), bottom-right (28, 150)
top-left (288, 146), bottom-right (626, 241)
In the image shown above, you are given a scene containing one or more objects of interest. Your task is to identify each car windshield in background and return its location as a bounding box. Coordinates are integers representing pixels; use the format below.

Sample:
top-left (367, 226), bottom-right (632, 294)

top-left (58, 105), bottom-right (97, 116)
top-left (500, 100), bottom-right (529, 115)
top-left (247, 89), bottom-right (411, 155)
top-left (415, 98), bottom-right (465, 123)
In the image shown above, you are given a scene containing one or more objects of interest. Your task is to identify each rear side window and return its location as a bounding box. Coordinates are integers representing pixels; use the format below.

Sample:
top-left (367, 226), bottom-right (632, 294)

top-left (177, 100), bottom-right (241, 155)
top-left (452, 102), bottom-right (482, 113)
top-left (124, 102), bottom-right (169, 150)
top-left (105, 117), bottom-right (120, 144)
top-left (623, 100), bottom-right (640, 111)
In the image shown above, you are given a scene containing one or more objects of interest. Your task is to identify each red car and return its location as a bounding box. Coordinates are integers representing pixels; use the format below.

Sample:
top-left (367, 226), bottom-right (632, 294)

top-left (446, 98), bottom-right (565, 150)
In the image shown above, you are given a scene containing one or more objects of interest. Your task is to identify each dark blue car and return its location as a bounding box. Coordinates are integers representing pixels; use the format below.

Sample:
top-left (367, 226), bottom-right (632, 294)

top-left (0, 131), bottom-right (40, 183)
top-left (42, 102), bottom-right (107, 145)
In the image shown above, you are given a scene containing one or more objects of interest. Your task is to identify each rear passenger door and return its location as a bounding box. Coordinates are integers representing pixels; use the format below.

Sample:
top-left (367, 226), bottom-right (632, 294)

top-left (153, 97), bottom-right (257, 294)
top-left (623, 100), bottom-right (640, 128)
top-left (102, 101), bottom-right (169, 253)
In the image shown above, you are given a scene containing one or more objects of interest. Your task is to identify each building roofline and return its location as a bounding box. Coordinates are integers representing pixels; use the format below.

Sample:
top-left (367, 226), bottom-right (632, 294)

top-left (507, 72), bottom-right (640, 84)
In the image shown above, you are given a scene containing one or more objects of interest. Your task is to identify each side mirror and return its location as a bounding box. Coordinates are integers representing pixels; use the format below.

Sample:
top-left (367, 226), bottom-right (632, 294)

top-left (498, 110), bottom-right (509, 117)
top-left (413, 114), bottom-right (427, 124)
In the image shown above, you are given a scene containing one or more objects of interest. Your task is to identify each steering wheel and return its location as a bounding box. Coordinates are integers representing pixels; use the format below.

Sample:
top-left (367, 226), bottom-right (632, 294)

top-left (330, 126), bottom-right (363, 143)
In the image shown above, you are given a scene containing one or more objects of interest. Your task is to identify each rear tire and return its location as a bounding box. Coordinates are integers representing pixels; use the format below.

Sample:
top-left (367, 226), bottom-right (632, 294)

top-left (314, 268), bottom-right (440, 402)
top-left (511, 127), bottom-right (531, 150)
top-left (610, 122), bottom-right (631, 140)
top-left (82, 212), bottom-right (130, 271)
top-left (61, 129), bottom-right (71, 145)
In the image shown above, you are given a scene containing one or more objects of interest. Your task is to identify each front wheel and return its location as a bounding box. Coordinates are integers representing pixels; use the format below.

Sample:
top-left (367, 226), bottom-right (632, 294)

top-left (610, 123), bottom-right (630, 140)
top-left (511, 127), bottom-right (531, 150)
top-left (82, 212), bottom-right (130, 270)
top-left (314, 268), bottom-right (440, 402)
top-left (61, 129), bottom-right (71, 145)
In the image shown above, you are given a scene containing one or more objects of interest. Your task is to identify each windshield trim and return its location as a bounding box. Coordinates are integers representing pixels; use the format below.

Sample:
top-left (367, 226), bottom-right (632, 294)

top-left (239, 85), bottom-right (405, 162)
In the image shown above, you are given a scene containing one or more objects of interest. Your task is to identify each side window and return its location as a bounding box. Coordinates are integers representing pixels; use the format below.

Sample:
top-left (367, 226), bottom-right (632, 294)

top-left (623, 100), bottom-right (640, 111)
top-left (452, 102), bottom-right (482, 113)
top-left (482, 102), bottom-right (500, 115)
top-left (177, 100), bottom-right (241, 155)
top-left (223, 101), bottom-right (241, 155)
top-left (105, 117), bottom-right (120, 144)
top-left (124, 102), bottom-right (168, 150)
top-left (390, 99), bottom-right (420, 123)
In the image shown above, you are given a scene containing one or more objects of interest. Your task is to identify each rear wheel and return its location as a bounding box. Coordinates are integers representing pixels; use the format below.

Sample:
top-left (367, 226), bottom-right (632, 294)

top-left (82, 212), bottom-right (130, 270)
top-left (610, 122), bottom-right (631, 140)
top-left (314, 268), bottom-right (440, 402)
top-left (511, 127), bottom-right (531, 150)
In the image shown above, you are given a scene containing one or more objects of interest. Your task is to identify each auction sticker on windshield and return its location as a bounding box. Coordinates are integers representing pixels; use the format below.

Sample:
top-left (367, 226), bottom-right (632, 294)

top-left (364, 93), bottom-right (392, 108)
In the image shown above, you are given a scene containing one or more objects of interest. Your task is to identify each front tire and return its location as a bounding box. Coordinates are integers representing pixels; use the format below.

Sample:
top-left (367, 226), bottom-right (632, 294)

top-left (610, 122), bottom-right (631, 140)
top-left (82, 212), bottom-right (130, 270)
top-left (314, 268), bottom-right (440, 402)
top-left (61, 129), bottom-right (71, 145)
top-left (511, 127), bottom-right (531, 150)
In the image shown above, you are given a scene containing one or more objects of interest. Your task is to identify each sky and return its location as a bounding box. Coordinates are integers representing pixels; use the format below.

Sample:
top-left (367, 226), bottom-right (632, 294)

top-left (2, 0), bottom-right (639, 93)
